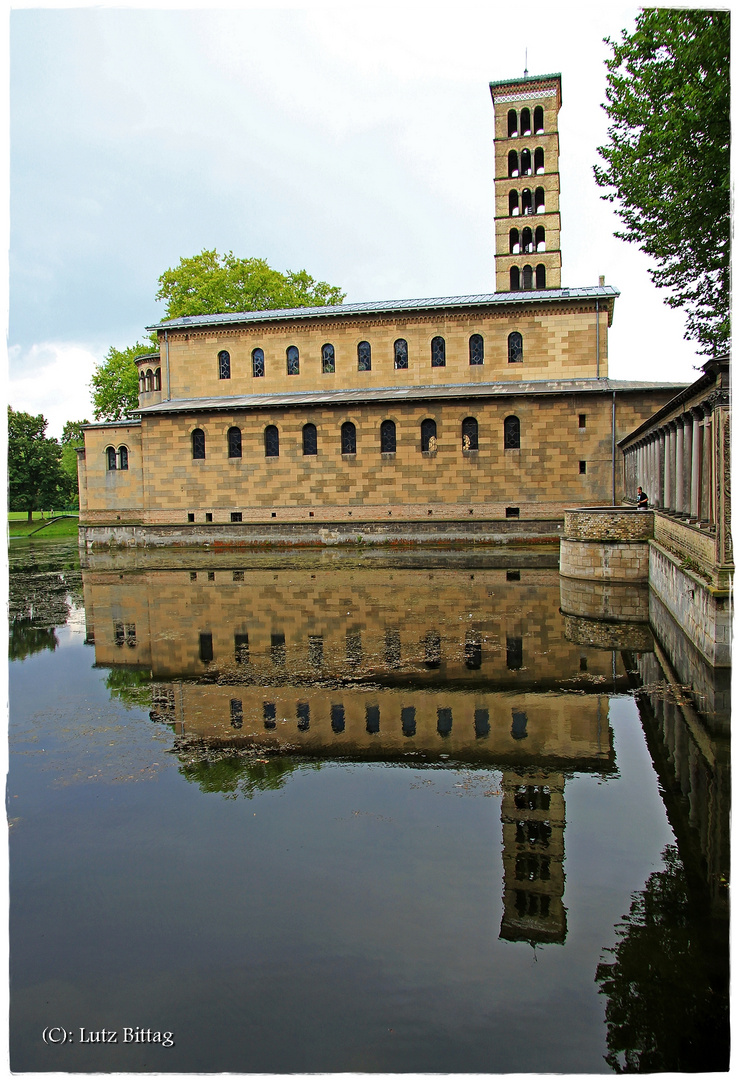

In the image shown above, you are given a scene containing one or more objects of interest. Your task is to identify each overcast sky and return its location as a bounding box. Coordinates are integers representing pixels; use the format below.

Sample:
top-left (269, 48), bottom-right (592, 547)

top-left (7, 1), bottom-right (711, 437)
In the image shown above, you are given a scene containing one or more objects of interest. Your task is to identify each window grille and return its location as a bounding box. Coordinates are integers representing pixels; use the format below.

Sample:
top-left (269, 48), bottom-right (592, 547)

top-left (252, 348), bottom-right (265, 378)
top-left (431, 336), bottom-right (446, 367)
top-left (218, 350), bottom-right (231, 379)
top-left (287, 346), bottom-right (300, 375)
top-left (302, 423), bottom-right (317, 456)
top-left (357, 340), bottom-right (371, 371)
top-left (227, 427), bottom-right (242, 458)
top-left (469, 335), bottom-right (484, 365)
top-left (106, 446), bottom-right (117, 470)
top-left (264, 425), bottom-right (279, 457)
top-left (504, 415), bottom-right (521, 449)
top-left (508, 332), bottom-right (523, 363)
top-left (394, 339), bottom-right (408, 369)
top-left (341, 421), bottom-right (357, 454)
top-left (462, 416), bottom-right (478, 450)
top-left (322, 343), bottom-right (335, 373)
top-left (118, 446), bottom-right (129, 470)
top-left (380, 419), bottom-right (396, 453)
top-left (192, 429), bottom-right (206, 459)
top-left (421, 418), bottom-right (437, 452)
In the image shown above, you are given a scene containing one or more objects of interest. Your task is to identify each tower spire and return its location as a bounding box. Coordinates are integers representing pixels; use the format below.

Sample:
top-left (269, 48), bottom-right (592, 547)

top-left (524, 48), bottom-right (528, 77)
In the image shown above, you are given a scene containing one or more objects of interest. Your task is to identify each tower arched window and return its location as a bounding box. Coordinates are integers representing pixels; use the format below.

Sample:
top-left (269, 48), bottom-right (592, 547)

top-left (523, 264), bottom-right (533, 290)
top-left (508, 150), bottom-right (519, 178)
top-left (106, 446), bottom-right (117, 471)
top-left (139, 372), bottom-right (146, 394)
top-left (521, 188), bottom-right (533, 215)
top-left (341, 421), bottom-right (357, 454)
top-left (509, 190), bottom-right (519, 216)
top-left (507, 109), bottom-right (518, 137)
top-left (469, 334), bottom-right (484, 366)
top-left (522, 226), bottom-right (533, 254)
top-left (509, 228), bottom-right (520, 254)
top-left (536, 264), bottom-right (546, 289)
top-left (462, 416), bottom-right (478, 451)
top-left (117, 446), bottom-right (128, 470)
top-left (520, 108), bottom-right (531, 135)
top-left (218, 350), bottom-right (231, 379)
top-left (286, 345), bottom-right (300, 376)
top-left (421, 418), bottom-right (437, 452)
top-left (431, 336), bottom-right (445, 367)
top-left (520, 148), bottom-right (532, 176)
top-left (357, 340), bottom-right (371, 371)
top-left (192, 429), bottom-right (206, 459)
top-left (145, 369), bottom-right (153, 392)
top-left (153, 368), bottom-right (161, 391)
top-left (380, 419), bottom-right (396, 453)
top-left (534, 106), bottom-right (544, 134)
top-left (394, 339), bottom-right (408, 369)
top-left (322, 343), bottom-right (335, 373)
top-left (535, 187), bottom-right (545, 213)
top-left (510, 266), bottom-right (521, 291)
top-left (535, 225), bottom-right (545, 252)
top-left (508, 332), bottom-right (523, 363)
top-left (302, 423), bottom-right (317, 456)
top-left (264, 425), bottom-right (279, 457)
top-left (504, 415), bottom-right (521, 449)
top-left (534, 147), bottom-right (544, 174)
top-left (227, 427), bottom-right (242, 458)
top-left (252, 348), bottom-right (265, 378)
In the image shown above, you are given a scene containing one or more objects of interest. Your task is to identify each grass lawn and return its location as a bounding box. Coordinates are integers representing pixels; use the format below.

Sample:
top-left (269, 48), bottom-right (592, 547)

top-left (8, 512), bottom-right (80, 538)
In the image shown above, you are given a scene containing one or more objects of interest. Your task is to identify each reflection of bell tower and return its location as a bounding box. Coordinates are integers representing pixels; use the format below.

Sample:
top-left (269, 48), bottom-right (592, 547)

top-left (499, 770), bottom-right (567, 944)
top-left (490, 73), bottom-right (563, 292)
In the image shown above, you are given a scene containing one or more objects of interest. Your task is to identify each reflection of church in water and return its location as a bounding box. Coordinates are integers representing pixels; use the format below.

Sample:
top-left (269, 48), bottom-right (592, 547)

top-left (84, 552), bottom-right (630, 946)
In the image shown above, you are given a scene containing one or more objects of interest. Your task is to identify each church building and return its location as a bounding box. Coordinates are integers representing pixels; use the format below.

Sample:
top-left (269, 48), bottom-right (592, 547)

top-left (78, 72), bottom-right (684, 547)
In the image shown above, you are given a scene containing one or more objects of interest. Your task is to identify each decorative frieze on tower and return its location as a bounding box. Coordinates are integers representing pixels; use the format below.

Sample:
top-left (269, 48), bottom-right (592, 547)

top-left (490, 73), bottom-right (563, 293)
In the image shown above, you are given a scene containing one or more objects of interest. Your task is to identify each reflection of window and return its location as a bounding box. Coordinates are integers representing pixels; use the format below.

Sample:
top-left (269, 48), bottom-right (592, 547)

top-left (346, 631), bottom-right (362, 665)
top-left (271, 632), bottom-right (286, 665)
top-left (511, 710), bottom-right (528, 739)
top-left (507, 637), bottom-right (523, 670)
top-left (218, 350), bottom-right (231, 379)
top-left (264, 702), bottom-right (276, 729)
top-left (199, 633), bottom-right (213, 663)
top-left (302, 423), bottom-right (317, 456)
top-left (126, 623), bottom-right (136, 647)
top-left (385, 629), bottom-right (400, 667)
top-left (230, 512), bottom-right (242, 522)
top-left (230, 699), bottom-right (243, 729)
top-left (309, 635), bottom-right (324, 667)
top-left (114, 621), bottom-right (124, 646)
top-left (297, 702), bottom-right (310, 731)
top-left (380, 420), bottom-right (396, 453)
top-left (365, 704), bottom-right (380, 734)
top-left (424, 631), bottom-right (441, 668)
top-left (465, 637), bottom-right (482, 669)
top-left (474, 707), bottom-right (490, 738)
top-left (331, 703), bottom-right (345, 732)
top-left (234, 633), bottom-right (249, 663)
top-left (437, 707), bottom-right (453, 737)
top-left (401, 706), bottom-right (416, 737)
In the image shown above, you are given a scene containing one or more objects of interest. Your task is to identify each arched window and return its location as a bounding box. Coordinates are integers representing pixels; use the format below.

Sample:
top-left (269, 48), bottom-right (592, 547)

top-left (139, 372), bottom-right (146, 394)
top-left (322, 343), bottom-right (335, 373)
top-left (509, 228), bottom-right (520, 254)
top-left (341, 421), bottom-right (357, 454)
top-left (520, 108), bottom-right (531, 135)
top-left (264, 425), bottom-right (279, 457)
top-left (534, 106), bottom-right (544, 134)
top-left (252, 348), bottom-right (265, 378)
top-left (227, 427), bottom-right (242, 458)
top-left (510, 266), bottom-right (521, 291)
top-left (509, 190), bottom-right (519, 216)
top-left (118, 446), bottom-right (129, 470)
top-left (357, 340), bottom-right (371, 371)
top-left (462, 416), bottom-right (478, 451)
top-left (154, 368), bottom-right (161, 391)
top-left (535, 186), bottom-right (545, 213)
top-left (145, 369), bottom-right (153, 392)
top-left (106, 446), bottom-right (117, 471)
top-left (507, 109), bottom-right (518, 137)
top-left (508, 150), bottom-right (519, 178)
top-left (534, 147), bottom-right (544, 174)
top-left (469, 334), bottom-right (484, 365)
top-left (394, 339), bottom-right (408, 369)
top-left (286, 346), bottom-right (300, 376)
top-left (535, 225), bottom-right (545, 252)
top-left (218, 350), bottom-right (231, 380)
top-left (522, 226), bottom-right (533, 253)
top-left (536, 264), bottom-right (547, 289)
top-left (421, 418), bottom-right (437, 452)
top-left (508, 332), bottom-right (523, 363)
top-left (380, 419), bottom-right (396, 453)
top-left (431, 336), bottom-right (445, 367)
top-left (192, 429), bottom-right (206, 459)
top-left (521, 188), bottom-right (533, 215)
top-left (302, 423), bottom-right (317, 455)
top-left (523, 264), bottom-right (533, 290)
top-left (504, 415), bottom-right (521, 449)
top-left (520, 148), bottom-right (532, 176)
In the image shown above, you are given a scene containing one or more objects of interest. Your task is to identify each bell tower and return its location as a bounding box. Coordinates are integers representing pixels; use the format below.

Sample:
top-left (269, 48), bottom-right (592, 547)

top-left (490, 72), bottom-right (563, 292)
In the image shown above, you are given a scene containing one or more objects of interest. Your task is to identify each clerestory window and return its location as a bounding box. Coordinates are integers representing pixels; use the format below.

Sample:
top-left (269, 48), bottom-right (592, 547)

top-left (218, 351), bottom-right (231, 379)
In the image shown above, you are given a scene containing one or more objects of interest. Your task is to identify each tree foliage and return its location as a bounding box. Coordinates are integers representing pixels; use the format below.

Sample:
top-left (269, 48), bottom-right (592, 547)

top-left (7, 407), bottom-right (68, 520)
top-left (594, 9), bottom-right (729, 354)
top-left (91, 342), bottom-right (153, 422)
top-left (156, 250), bottom-right (345, 320)
top-left (59, 418), bottom-right (90, 510)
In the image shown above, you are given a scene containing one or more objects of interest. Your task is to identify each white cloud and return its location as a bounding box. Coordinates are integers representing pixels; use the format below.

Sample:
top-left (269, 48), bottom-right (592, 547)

top-left (8, 342), bottom-right (100, 438)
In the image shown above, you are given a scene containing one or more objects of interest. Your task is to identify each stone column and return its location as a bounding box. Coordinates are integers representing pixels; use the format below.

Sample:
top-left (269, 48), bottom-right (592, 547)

top-left (682, 414), bottom-right (693, 518)
top-left (702, 411), bottom-right (713, 523)
top-left (674, 417), bottom-right (685, 515)
top-left (658, 429), bottom-right (666, 509)
top-left (690, 408), bottom-right (703, 519)
top-left (649, 437), bottom-right (658, 507)
top-left (664, 423), bottom-right (675, 512)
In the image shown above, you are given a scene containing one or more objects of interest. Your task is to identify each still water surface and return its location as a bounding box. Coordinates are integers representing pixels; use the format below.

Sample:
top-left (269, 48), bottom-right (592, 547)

top-left (8, 540), bottom-right (729, 1072)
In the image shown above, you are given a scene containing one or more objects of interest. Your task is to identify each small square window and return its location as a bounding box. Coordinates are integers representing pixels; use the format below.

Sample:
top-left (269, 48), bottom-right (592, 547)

top-left (579, 461), bottom-right (587, 474)
top-left (231, 511), bottom-right (242, 522)
top-left (506, 569), bottom-right (521, 581)
top-left (187, 512), bottom-right (195, 522)
top-left (207, 571), bottom-right (215, 581)
top-left (205, 512), bottom-right (213, 523)
top-left (578, 414), bottom-right (587, 429)
top-left (233, 571), bottom-right (244, 582)
top-left (190, 571), bottom-right (197, 581)
top-left (271, 512), bottom-right (277, 518)
top-left (506, 507), bottom-right (520, 518)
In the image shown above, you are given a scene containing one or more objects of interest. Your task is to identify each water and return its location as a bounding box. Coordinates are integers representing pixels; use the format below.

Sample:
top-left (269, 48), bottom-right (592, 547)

top-left (8, 540), bottom-right (729, 1073)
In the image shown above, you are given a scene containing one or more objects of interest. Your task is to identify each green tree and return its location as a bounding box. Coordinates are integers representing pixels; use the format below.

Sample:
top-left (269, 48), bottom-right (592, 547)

top-left (594, 9), bottom-right (730, 354)
top-left (156, 250), bottom-right (345, 320)
top-left (91, 341), bottom-right (154, 422)
top-left (59, 419), bottom-right (90, 510)
top-left (7, 407), bottom-right (67, 521)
